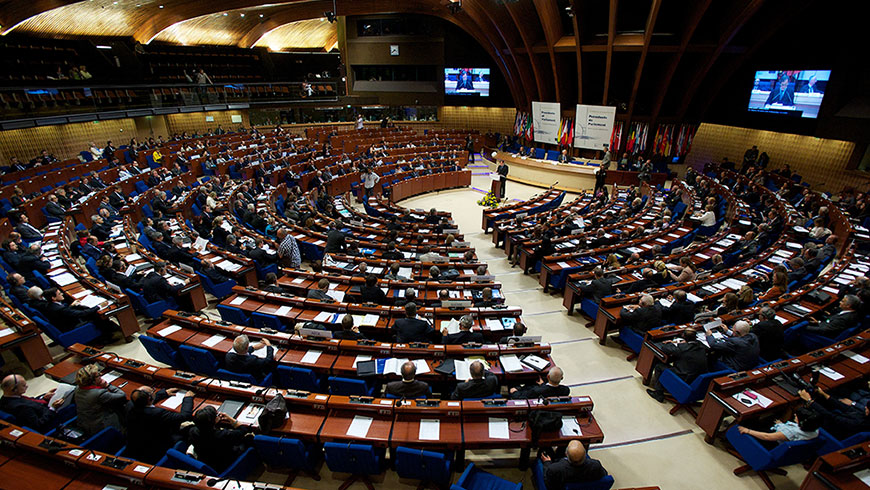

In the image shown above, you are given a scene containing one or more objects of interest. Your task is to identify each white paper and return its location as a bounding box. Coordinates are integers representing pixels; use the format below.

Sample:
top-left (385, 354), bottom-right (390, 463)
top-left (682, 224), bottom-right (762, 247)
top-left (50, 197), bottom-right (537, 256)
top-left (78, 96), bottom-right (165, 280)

top-left (291, 277), bottom-right (306, 284)
top-left (48, 383), bottom-right (76, 408)
top-left (485, 318), bottom-right (505, 331)
top-left (361, 314), bottom-right (379, 326)
top-left (488, 417), bottom-right (510, 439)
top-left (313, 311), bottom-right (334, 322)
top-left (202, 334), bottom-right (226, 347)
top-left (418, 419), bottom-right (440, 440)
top-left (100, 370), bottom-right (122, 384)
top-left (276, 305), bottom-right (293, 316)
top-left (443, 318), bottom-right (461, 334)
top-left (301, 349), bottom-right (323, 364)
top-left (0, 328), bottom-right (15, 337)
top-left (157, 324), bottom-right (182, 337)
top-left (454, 359), bottom-right (470, 381)
top-left (51, 272), bottom-right (78, 286)
top-left (229, 296), bottom-right (247, 306)
top-left (347, 415), bottom-right (373, 438)
top-left (353, 355), bottom-right (372, 368)
top-left (78, 295), bottom-right (108, 308)
top-left (326, 290), bottom-right (345, 302)
top-left (560, 416), bottom-right (583, 437)
top-left (819, 366), bottom-right (845, 381)
top-left (500, 354), bottom-right (523, 373)
top-left (413, 359), bottom-right (430, 374)
top-left (251, 346), bottom-right (270, 359)
top-left (853, 468), bottom-right (870, 486)
top-left (237, 404), bottom-right (263, 426)
top-left (160, 392), bottom-right (186, 410)
top-left (843, 350), bottom-right (870, 364)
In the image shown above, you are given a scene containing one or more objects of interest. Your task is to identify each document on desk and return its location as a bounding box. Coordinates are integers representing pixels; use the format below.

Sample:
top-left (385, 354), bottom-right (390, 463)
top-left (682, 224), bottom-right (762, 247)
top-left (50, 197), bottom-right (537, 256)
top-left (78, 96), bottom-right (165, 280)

top-left (413, 359), bottom-right (430, 374)
top-left (843, 350), bottom-right (870, 364)
top-left (0, 328), bottom-right (15, 338)
top-left (229, 296), bottom-right (247, 306)
top-left (384, 358), bottom-right (409, 376)
top-left (100, 371), bottom-right (122, 384)
top-left (237, 405), bottom-right (264, 426)
top-left (78, 295), bottom-right (108, 308)
top-left (418, 419), bottom-right (440, 441)
top-left (51, 272), bottom-right (78, 287)
top-left (202, 334), bottom-right (225, 348)
top-left (361, 314), bottom-right (380, 326)
top-left (326, 290), bottom-right (345, 302)
top-left (301, 350), bottom-right (323, 364)
top-left (488, 418), bottom-right (510, 439)
top-left (160, 392), bottom-right (186, 410)
top-left (353, 355), bottom-right (372, 368)
top-left (157, 324), bottom-right (182, 337)
top-left (500, 354), bottom-right (524, 373)
top-left (251, 346), bottom-right (270, 359)
top-left (291, 277), bottom-right (306, 284)
top-left (818, 366), bottom-right (845, 381)
top-left (275, 305), bottom-right (293, 317)
top-left (557, 261), bottom-right (571, 269)
top-left (313, 311), bottom-right (334, 322)
top-left (853, 468), bottom-right (870, 486)
top-left (399, 267), bottom-right (413, 278)
top-left (485, 318), bottom-right (505, 331)
top-left (347, 415), bottom-right (373, 438)
top-left (560, 417), bottom-right (582, 437)
top-left (454, 360), bottom-right (471, 381)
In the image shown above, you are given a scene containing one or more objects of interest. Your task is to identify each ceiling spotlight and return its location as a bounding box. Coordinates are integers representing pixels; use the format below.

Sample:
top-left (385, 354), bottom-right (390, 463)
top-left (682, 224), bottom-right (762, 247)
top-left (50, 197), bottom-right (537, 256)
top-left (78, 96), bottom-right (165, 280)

top-left (223, 12), bottom-right (227, 16)
top-left (325, 11), bottom-right (336, 23)
top-left (259, 14), bottom-right (264, 18)
top-left (158, 5), bottom-right (164, 8)
top-left (240, 13), bottom-right (245, 17)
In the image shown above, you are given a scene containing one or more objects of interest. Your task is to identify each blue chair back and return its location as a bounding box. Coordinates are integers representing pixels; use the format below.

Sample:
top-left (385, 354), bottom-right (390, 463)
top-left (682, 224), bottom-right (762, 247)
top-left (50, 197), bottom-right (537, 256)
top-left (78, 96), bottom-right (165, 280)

top-left (276, 365), bottom-right (324, 392)
top-left (252, 435), bottom-right (318, 473)
top-left (251, 311), bottom-right (284, 331)
top-left (216, 368), bottom-right (272, 386)
top-left (327, 376), bottom-right (373, 396)
top-left (217, 304), bottom-right (250, 326)
top-left (198, 272), bottom-right (236, 299)
top-left (82, 427), bottom-right (126, 454)
top-left (178, 345), bottom-right (219, 376)
top-left (139, 335), bottom-right (183, 368)
top-left (323, 442), bottom-right (384, 477)
top-left (532, 459), bottom-right (614, 489)
top-left (395, 446), bottom-right (451, 486)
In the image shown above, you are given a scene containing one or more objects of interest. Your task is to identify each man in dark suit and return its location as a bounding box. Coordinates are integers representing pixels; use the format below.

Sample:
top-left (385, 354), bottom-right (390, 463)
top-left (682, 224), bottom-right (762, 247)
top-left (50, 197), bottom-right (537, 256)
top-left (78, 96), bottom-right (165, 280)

top-left (441, 315), bottom-right (485, 345)
top-left (17, 243), bottom-right (51, 279)
top-left (496, 160), bottom-right (509, 198)
top-left (15, 213), bottom-right (42, 241)
top-left (620, 294), bottom-right (663, 334)
top-left (806, 295), bottom-right (861, 337)
top-left (646, 328), bottom-right (709, 403)
top-left (751, 307), bottom-right (785, 361)
top-left (7, 273), bottom-right (30, 305)
top-left (359, 274), bottom-right (387, 305)
top-left (509, 366), bottom-right (570, 399)
top-left (394, 302), bottom-right (441, 344)
top-left (579, 267), bottom-right (614, 304)
top-left (332, 315), bottom-right (367, 340)
top-left (199, 260), bottom-right (230, 285)
top-left (38, 287), bottom-right (102, 331)
top-left (451, 361), bottom-right (499, 400)
top-left (77, 177), bottom-right (95, 195)
top-left (307, 278), bottom-right (332, 301)
top-left (786, 257), bottom-right (808, 283)
top-left (707, 321), bottom-right (760, 371)
top-left (384, 361), bottom-right (430, 399)
top-left (324, 220), bottom-right (347, 254)
top-left (108, 186), bottom-right (127, 209)
top-left (381, 241), bottom-right (403, 260)
top-left (540, 440), bottom-right (608, 489)
top-left (89, 215), bottom-right (112, 241)
top-left (261, 273), bottom-right (284, 294)
top-left (662, 290), bottom-right (696, 326)
top-left (126, 386), bottom-right (195, 463)
top-left (45, 194), bottom-right (68, 219)
top-left (0, 374), bottom-right (63, 432)
top-left (619, 269), bottom-right (658, 294)
top-left (800, 388), bottom-right (870, 441)
top-left (225, 335), bottom-right (274, 380)
top-left (142, 262), bottom-right (182, 303)
top-left (151, 191), bottom-right (170, 216)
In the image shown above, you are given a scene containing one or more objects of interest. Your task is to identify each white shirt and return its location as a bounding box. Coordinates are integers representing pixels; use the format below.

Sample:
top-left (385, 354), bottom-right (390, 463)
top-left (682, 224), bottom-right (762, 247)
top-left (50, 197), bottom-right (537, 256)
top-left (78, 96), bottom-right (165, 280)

top-left (363, 172), bottom-right (381, 189)
top-left (699, 211), bottom-right (716, 227)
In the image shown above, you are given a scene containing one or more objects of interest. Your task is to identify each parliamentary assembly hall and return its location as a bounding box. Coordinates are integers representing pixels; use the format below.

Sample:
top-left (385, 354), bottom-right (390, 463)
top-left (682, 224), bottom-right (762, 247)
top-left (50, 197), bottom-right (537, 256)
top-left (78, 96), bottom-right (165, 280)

top-left (0, 0), bottom-right (867, 489)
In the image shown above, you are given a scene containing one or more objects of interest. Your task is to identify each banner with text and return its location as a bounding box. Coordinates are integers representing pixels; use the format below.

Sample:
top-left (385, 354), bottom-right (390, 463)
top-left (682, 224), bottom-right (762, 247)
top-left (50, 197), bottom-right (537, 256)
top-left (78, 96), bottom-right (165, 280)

top-left (574, 104), bottom-right (616, 150)
top-left (532, 101), bottom-right (561, 145)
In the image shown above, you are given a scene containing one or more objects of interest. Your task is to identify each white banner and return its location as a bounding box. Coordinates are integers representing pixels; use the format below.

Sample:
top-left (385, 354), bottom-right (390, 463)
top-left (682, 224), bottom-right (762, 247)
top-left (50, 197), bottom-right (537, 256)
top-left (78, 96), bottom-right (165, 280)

top-left (532, 101), bottom-right (561, 145)
top-left (574, 104), bottom-right (616, 150)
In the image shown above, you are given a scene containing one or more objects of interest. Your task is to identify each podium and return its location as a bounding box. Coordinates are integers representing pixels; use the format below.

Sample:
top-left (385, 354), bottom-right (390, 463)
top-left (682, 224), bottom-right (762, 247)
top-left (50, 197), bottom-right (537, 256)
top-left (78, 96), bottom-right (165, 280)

top-left (490, 172), bottom-right (502, 197)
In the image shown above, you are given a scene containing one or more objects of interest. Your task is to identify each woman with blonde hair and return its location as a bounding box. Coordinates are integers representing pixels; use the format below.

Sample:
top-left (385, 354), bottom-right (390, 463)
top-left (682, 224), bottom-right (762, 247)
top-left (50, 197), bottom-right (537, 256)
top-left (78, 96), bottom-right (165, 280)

top-left (668, 256), bottom-right (697, 283)
top-left (73, 364), bottom-right (127, 437)
top-left (603, 253), bottom-right (621, 270)
top-left (737, 285), bottom-right (755, 308)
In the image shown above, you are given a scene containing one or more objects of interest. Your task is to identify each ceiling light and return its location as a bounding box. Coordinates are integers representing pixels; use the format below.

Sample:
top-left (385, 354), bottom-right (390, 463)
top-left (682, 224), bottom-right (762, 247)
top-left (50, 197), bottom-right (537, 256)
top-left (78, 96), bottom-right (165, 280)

top-left (240, 13), bottom-right (245, 17)
top-left (159, 5), bottom-right (164, 8)
top-left (223, 12), bottom-right (228, 16)
top-left (259, 14), bottom-right (264, 18)
top-left (96, 45), bottom-right (112, 50)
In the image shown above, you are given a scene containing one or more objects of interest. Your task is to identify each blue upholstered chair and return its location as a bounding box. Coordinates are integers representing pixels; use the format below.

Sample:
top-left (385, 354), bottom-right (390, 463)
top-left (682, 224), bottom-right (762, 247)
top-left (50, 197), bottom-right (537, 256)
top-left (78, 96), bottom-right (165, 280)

top-left (178, 345), bottom-right (219, 376)
top-left (394, 446), bottom-right (451, 489)
top-left (658, 368), bottom-right (733, 416)
top-left (157, 447), bottom-right (260, 480)
top-left (323, 442), bottom-right (386, 490)
top-left (452, 463), bottom-right (522, 490)
top-left (252, 435), bottom-right (321, 485)
top-left (328, 376), bottom-right (375, 397)
top-left (725, 424), bottom-right (825, 490)
top-left (217, 304), bottom-right (250, 326)
top-left (138, 335), bottom-right (184, 368)
top-left (276, 365), bottom-right (324, 392)
top-left (531, 459), bottom-right (614, 490)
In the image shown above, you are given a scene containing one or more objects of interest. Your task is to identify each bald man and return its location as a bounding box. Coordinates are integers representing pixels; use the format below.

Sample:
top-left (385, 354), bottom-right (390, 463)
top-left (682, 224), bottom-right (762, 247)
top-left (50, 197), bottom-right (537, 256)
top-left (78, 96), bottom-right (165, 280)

top-left (509, 366), bottom-right (570, 399)
top-left (451, 360), bottom-right (499, 400)
top-left (707, 320), bottom-right (760, 371)
top-left (541, 440), bottom-right (608, 489)
top-left (0, 374), bottom-right (63, 432)
top-left (384, 361), bottom-right (430, 399)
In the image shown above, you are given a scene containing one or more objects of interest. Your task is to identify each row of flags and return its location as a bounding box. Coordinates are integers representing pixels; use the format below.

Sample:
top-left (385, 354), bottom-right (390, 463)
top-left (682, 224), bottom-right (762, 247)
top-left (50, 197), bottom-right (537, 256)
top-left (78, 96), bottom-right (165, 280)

top-left (514, 110), bottom-right (697, 157)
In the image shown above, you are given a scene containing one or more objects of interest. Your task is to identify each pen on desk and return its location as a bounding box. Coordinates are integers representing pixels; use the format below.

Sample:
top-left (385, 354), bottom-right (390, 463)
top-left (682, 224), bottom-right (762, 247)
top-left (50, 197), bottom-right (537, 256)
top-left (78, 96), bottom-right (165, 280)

top-left (118, 381), bottom-right (128, 388)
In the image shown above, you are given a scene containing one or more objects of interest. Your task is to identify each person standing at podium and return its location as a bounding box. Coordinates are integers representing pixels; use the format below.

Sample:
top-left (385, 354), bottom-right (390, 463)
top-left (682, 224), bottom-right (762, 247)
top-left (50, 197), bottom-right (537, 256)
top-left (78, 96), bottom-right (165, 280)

top-left (496, 159), bottom-right (509, 198)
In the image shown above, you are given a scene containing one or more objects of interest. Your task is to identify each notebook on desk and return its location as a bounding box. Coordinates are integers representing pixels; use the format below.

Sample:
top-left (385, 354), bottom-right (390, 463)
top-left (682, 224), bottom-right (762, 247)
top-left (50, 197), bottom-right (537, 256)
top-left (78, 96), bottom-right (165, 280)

top-left (217, 399), bottom-right (245, 418)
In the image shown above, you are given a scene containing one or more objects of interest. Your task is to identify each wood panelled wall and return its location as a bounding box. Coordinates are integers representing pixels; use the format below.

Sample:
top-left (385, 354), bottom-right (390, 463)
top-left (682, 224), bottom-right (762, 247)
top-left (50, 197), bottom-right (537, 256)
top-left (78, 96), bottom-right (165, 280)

top-left (686, 123), bottom-right (865, 192)
top-left (437, 106), bottom-right (515, 135)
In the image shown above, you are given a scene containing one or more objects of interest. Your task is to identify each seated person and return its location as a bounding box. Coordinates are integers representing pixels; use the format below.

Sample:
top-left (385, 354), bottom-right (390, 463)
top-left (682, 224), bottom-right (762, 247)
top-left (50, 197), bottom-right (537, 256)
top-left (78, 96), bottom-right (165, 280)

top-left (225, 335), bottom-right (275, 379)
top-left (579, 267), bottom-right (614, 304)
top-left (332, 314), bottom-right (366, 340)
top-left (499, 321), bottom-right (528, 344)
top-left (199, 260), bottom-right (231, 285)
top-left (394, 287), bottom-right (420, 307)
top-left (247, 237), bottom-right (278, 265)
top-left (359, 274), bottom-right (387, 304)
top-left (73, 364), bottom-right (127, 437)
top-left (431, 289), bottom-right (450, 308)
top-left (98, 256), bottom-right (144, 292)
top-left (619, 268), bottom-right (658, 294)
top-left (143, 261), bottom-right (183, 303)
top-left (418, 246), bottom-right (447, 263)
top-left (307, 278), bottom-right (332, 301)
top-left (36, 287), bottom-right (104, 332)
top-left (451, 360), bottom-right (499, 400)
top-left (441, 315), bottom-right (485, 345)
top-left (735, 406), bottom-right (822, 443)
top-left (126, 386), bottom-right (195, 463)
top-left (0, 374), bottom-right (64, 432)
top-left (6, 272), bottom-right (30, 305)
top-left (394, 302), bottom-right (441, 344)
top-left (261, 273), bottom-right (284, 294)
top-left (384, 262), bottom-right (409, 281)
top-left (710, 254), bottom-right (727, 273)
top-left (707, 320), bottom-right (760, 372)
top-left (540, 440), bottom-right (608, 490)
top-left (384, 361), bottom-right (431, 399)
top-left (759, 271), bottom-right (788, 301)
top-left (646, 328), bottom-right (708, 402)
top-left (428, 265), bottom-right (441, 281)
top-left (799, 388), bottom-right (870, 441)
top-left (662, 290), bottom-right (696, 325)
top-left (620, 294), bottom-right (662, 334)
top-left (751, 307), bottom-right (785, 361)
top-left (509, 366), bottom-right (569, 399)
top-left (805, 294), bottom-right (861, 337)
top-left (475, 287), bottom-right (497, 308)
top-left (187, 406), bottom-right (254, 474)
top-left (352, 262), bottom-right (369, 279)
top-left (668, 257), bottom-right (697, 283)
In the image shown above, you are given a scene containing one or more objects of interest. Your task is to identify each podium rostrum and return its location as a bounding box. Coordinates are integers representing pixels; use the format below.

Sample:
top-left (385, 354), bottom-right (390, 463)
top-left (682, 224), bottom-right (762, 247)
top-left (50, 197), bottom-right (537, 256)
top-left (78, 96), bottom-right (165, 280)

top-left (490, 172), bottom-right (502, 197)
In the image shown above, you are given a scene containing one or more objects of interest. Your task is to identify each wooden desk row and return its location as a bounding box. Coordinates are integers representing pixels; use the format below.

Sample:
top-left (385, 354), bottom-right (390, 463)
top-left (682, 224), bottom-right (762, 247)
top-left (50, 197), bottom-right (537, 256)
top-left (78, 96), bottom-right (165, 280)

top-left (801, 440), bottom-right (870, 490)
top-left (482, 188), bottom-right (564, 232)
top-left (0, 298), bottom-right (52, 373)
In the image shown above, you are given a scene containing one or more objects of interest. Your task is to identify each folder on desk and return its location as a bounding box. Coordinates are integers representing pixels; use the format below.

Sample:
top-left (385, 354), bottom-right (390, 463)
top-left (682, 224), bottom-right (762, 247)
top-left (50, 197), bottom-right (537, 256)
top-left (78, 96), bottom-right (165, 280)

top-left (218, 399), bottom-right (245, 418)
top-left (521, 355), bottom-right (549, 372)
top-left (435, 358), bottom-right (455, 376)
top-left (356, 360), bottom-right (377, 377)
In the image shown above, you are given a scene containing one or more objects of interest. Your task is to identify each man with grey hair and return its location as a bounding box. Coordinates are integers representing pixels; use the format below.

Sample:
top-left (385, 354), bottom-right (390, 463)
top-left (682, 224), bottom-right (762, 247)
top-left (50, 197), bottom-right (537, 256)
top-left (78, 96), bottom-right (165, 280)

top-left (441, 315), bottom-right (485, 345)
top-left (806, 294), bottom-right (861, 337)
top-left (620, 294), bottom-right (662, 334)
top-left (384, 361), bottom-right (430, 399)
top-left (395, 287), bottom-right (419, 307)
top-left (451, 360), bottom-right (499, 400)
top-left (751, 306), bottom-right (785, 361)
top-left (707, 320), bottom-right (760, 371)
top-left (225, 334), bottom-right (274, 380)
top-left (509, 366), bottom-right (569, 399)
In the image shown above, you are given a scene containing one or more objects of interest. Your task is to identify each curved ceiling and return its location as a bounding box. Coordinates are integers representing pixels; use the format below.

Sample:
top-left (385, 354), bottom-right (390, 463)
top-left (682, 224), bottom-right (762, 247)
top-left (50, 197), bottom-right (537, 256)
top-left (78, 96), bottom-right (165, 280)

top-left (0, 0), bottom-right (828, 121)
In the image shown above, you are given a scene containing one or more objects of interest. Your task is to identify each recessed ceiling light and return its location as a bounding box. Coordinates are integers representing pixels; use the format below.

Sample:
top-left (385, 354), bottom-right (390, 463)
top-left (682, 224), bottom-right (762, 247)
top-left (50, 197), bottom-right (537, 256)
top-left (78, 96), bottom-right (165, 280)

top-left (159, 5), bottom-right (164, 8)
top-left (240, 13), bottom-right (245, 17)
top-left (259, 14), bottom-right (264, 18)
top-left (223, 12), bottom-right (227, 16)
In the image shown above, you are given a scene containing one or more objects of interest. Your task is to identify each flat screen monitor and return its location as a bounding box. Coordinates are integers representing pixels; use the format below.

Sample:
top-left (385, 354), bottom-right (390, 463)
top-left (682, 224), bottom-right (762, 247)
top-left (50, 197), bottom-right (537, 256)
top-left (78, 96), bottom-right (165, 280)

top-left (747, 70), bottom-right (830, 119)
top-left (444, 68), bottom-right (490, 97)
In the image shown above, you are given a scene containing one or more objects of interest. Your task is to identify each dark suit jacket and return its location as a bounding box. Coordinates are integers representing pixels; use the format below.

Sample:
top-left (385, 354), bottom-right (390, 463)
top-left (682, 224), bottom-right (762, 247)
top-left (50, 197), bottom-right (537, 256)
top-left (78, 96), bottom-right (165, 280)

top-left (580, 278), bottom-right (614, 304)
top-left (332, 330), bottom-right (367, 341)
top-left (663, 300), bottom-right (696, 326)
top-left (16, 223), bottom-right (42, 240)
top-left (41, 301), bottom-right (98, 329)
top-left (360, 285), bottom-right (387, 304)
top-left (510, 383), bottom-right (570, 400)
top-left (248, 247), bottom-right (277, 265)
top-left (45, 201), bottom-right (67, 218)
top-left (807, 310), bottom-right (859, 337)
top-left (384, 380), bottom-right (430, 399)
top-left (307, 289), bottom-right (331, 301)
top-left (262, 285), bottom-right (284, 294)
top-left (658, 340), bottom-right (708, 384)
top-left (201, 266), bottom-right (230, 285)
top-left (9, 284), bottom-right (30, 304)
top-left (443, 330), bottom-right (485, 345)
top-left (143, 271), bottom-right (181, 303)
top-left (225, 346), bottom-right (274, 379)
top-left (809, 397), bottom-right (870, 440)
top-left (621, 304), bottom-right (663, 334)
top-left (125, 390), bottom-right (194, 463)
top-left (543, 456), bottom-right (608, 490)
top-left (751, 320), bottom-right (785, 361)
top-left (0, 396), bottom-right (57, 432)
top-left (451, 371), bottom-right (499, 400)
top-left (108, 192), bottom-right (126, 209)
top-left (324, 229), bottom-right (346, 253)
top-left (394, 317), bottom-right (441, 344)
top-left (707, 333), bottom-right (760, 371)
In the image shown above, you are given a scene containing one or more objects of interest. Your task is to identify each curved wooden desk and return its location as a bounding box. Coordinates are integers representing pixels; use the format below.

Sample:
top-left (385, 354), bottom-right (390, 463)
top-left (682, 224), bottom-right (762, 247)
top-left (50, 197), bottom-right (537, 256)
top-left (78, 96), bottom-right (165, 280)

top-left (487, 151), bottom-right (598, 193)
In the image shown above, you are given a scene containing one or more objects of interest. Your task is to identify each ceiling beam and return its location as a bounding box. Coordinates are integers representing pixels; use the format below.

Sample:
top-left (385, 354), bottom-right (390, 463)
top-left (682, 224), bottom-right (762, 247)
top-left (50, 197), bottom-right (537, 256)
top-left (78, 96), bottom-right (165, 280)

top-left (469, 0), bottom-right (532, 109)
top-left (676, 0), bottom-right (766, 119)
top-left (503, 0), bottom-right (546, 102)
top-left (569, 0), bottom-right (583, 104)
top-left (533, 0), bottom-right (564, 102)
top-left (602, 0), bottom-right (618, 105)
top-left (627, 0), bottom-right (661, 118)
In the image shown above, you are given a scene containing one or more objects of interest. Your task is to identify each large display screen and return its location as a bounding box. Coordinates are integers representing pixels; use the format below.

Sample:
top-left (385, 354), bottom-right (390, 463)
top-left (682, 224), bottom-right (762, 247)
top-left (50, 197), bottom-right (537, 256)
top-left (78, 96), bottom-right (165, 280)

top-left (444, 68), bottom-right (490, 97)
top-left (747, 70), bottom-right (831, 119)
